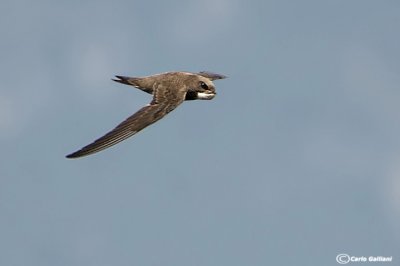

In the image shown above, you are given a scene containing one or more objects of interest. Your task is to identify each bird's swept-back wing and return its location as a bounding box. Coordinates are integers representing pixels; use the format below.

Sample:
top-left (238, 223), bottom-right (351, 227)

top-left (198, 71), bottom-right (227, 81)
top-left (66, 85), bottom-right (186, 158)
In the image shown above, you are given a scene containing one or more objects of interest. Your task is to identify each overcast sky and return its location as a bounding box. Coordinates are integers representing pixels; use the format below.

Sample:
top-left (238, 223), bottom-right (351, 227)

top-left (1, 0), bottom-right (399, 265)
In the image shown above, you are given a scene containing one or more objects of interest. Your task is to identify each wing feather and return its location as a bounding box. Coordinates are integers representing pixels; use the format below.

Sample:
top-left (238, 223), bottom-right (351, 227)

top-left (66, 84), bottom-right (186, 158)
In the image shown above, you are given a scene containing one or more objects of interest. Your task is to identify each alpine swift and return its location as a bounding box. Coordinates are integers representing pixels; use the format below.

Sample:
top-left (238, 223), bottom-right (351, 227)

top-left (66, 71), bottom-right (226, 159)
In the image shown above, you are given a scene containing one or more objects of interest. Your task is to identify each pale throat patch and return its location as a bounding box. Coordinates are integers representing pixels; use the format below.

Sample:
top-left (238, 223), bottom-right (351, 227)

top-left (197, 92), bottom-right (216, 100)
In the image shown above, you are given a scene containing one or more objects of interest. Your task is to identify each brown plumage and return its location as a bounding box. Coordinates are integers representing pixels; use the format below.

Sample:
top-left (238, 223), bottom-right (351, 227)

top-left (66, 71), bottom-right (226, 158)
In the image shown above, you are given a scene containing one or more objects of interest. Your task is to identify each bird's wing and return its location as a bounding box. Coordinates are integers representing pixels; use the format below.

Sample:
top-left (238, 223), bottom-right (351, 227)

top-left (66, 84), bottom-right (187, 158)
top-left (197, 71), bottom-right (227, 80)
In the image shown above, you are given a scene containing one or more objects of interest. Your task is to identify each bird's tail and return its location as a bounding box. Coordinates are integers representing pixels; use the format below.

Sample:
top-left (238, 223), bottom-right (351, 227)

top-left (112, 76), bottom-right (153, 94)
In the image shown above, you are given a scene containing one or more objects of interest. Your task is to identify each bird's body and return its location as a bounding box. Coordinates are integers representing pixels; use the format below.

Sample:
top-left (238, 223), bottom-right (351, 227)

top-left (66, 71), bottom-right (226, 158)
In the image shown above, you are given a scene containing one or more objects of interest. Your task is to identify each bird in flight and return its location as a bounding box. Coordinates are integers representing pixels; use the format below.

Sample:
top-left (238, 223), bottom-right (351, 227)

top-left (66, 71), bottom-right (226, 158)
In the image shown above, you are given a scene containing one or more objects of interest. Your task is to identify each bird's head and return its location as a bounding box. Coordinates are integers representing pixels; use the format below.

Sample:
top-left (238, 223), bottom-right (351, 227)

top-left (186, 72), bottom-right (227, 100)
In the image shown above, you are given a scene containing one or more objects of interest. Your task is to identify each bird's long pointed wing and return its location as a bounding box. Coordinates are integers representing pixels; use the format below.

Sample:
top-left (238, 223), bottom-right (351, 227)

top-left (197, 71), bottom-right (227, 80)
top-left (66, 85), bottom-right (186, 159)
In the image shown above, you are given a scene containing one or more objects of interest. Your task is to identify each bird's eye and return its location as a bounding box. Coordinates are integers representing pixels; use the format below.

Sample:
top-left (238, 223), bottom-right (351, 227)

top-left (200, 81), bottom-right (208, 89)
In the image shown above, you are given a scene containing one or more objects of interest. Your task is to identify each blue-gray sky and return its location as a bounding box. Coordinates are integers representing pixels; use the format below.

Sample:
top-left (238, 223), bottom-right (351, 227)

top-left (1, 0), bottom-right (399, 265)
